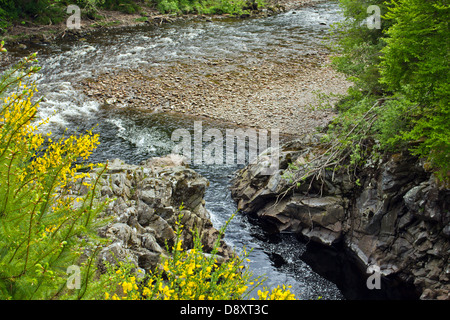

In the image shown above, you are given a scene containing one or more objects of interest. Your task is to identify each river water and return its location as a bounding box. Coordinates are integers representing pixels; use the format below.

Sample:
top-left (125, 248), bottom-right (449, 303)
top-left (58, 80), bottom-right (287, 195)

top-left (4, 2), bottom-right (348, 299)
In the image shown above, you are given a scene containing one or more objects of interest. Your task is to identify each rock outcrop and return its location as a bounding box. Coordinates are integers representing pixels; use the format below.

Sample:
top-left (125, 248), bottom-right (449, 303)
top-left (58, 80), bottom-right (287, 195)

top-left (230, 136), bottom-right (450, 300)
top-left (72, 155), bottom-right (230, 274)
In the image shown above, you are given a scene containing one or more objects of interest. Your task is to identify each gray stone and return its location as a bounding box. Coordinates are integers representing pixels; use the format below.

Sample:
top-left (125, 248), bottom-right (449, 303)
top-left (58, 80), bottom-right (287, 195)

top-left (71, 155), bottom-right (232, 276)
top-left (136, 248), bottom-right (161, 270)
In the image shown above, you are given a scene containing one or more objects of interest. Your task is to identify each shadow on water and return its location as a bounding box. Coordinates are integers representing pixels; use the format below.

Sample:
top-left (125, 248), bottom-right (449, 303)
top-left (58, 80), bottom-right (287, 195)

top-left (300, 240), bottom-right (421, 300)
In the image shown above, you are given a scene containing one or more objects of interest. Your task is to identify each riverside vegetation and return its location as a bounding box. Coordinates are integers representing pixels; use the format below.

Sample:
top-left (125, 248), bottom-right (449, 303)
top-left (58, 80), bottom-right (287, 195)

top-left (0, 45), bottom-right (106, 299)
top-left (0, 0), bottom-right (267, 32)
top-left (0, 46), bottom-right (295, 300)
top-left (324, 0), bottom-right (449, 184)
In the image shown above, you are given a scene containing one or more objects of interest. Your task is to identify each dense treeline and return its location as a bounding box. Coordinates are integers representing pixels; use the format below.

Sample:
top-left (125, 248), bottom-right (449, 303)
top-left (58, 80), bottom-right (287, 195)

top-left (328, 0), bottom-right (449, 183)
top-left (0, 0), bottom-right (265, 31)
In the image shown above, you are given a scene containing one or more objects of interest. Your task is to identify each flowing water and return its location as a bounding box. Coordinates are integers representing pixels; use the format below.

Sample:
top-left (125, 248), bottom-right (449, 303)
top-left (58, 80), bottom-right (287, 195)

top-left (4, 2), bottom-right (349, 299)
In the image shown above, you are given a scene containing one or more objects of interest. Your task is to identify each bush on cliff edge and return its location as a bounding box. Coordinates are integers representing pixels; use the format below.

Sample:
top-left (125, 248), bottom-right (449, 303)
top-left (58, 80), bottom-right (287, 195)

top-left (328, 0), bottom-right (449, 184)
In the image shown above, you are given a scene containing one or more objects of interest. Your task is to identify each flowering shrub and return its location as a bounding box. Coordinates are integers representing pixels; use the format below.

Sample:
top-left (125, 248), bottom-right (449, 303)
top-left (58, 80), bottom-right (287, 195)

top-left (0, 45), bottom-right (107, 299)
top-left (101, 209), bottom-right (296, 300)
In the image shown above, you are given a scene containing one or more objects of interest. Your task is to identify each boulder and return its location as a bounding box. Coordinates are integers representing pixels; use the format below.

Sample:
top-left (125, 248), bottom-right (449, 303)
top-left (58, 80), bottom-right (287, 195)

top-left (82, 155), bottom-right (230, 274)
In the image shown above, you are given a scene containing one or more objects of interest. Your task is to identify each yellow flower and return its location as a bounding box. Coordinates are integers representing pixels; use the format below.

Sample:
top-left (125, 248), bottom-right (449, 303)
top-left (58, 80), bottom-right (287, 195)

top-left (257, 290), bottom-right (268, 300)
top-left (142, 287), bottom-right (152, 297)
top-left (122, 281), bottom-right (133, 294)
top-left (237, 286), bottom-right (248, 295)
top-left (158, 283), bottom-right (174, 299)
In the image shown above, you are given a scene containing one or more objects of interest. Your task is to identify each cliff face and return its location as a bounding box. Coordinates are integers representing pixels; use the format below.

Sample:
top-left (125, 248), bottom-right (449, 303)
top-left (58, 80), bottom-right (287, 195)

top-left (230, 136), bottom-right (450, 300)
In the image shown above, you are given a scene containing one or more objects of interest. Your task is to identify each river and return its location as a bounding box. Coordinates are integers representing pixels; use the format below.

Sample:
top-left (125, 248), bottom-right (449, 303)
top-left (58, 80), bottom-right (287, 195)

top-left (4, 2), bottom-right (349, 299)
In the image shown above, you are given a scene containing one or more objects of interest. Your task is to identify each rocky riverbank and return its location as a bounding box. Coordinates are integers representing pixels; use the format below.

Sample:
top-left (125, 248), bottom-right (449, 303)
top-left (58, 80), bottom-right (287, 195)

top-left (71, 154), bottom-right (231, 273)
top-left (81, 52), bottom-right (349, 136)
top-left (2, 0), bottom-right (350, 138)
top-left (230, 136), bottom-right (450, 299)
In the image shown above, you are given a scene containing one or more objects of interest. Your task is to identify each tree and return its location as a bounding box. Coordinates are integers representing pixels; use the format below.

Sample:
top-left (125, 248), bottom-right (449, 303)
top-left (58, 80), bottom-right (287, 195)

top-left (379, 0), bottom-right (450, 181)
top-left (330, 0), bottom-right (393, 95)
top-left (328, 0), bottom-right (449, 183)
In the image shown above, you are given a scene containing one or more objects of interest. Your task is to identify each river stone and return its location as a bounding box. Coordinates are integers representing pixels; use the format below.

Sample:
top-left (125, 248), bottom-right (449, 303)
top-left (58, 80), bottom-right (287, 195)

top-left (105, 223), bottom-right (140, 247)
top-left (141, 153), bottom-right (188, 168)
top-left (137, 177), bottom-right (173, 207)
top-left (136, 248), bottom-right (161, 271)
top-left (140, 232), bottom-right (164, 253)
top-left (98, 242), bottom-right (138, 271)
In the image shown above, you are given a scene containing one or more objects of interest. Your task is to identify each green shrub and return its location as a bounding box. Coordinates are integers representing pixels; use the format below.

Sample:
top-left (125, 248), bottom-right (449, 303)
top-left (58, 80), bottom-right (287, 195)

top-left (95, 209), bottom-right (296, 300)
top-left (326, 0), bottom-right (449, 183)
top-left (330, 0), bottom-right (392, 95)
top-left (0, 47), bottom-right (108, 300)
top-left (373, 96), bottom-right (415, 151)
top-left (379, 0), bottom-right (450, 180)
top-left (156, 0), bottom-right (181, 13)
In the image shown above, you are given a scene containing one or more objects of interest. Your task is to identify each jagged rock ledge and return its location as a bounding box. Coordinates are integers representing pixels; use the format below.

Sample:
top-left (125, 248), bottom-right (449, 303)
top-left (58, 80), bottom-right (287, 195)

top-left (230, 135), bottom-right (450, 300)
top-left (71, 154), bottom-right (231, 274)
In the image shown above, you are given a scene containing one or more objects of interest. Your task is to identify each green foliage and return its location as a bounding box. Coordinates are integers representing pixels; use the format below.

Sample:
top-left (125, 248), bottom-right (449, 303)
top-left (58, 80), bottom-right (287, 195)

top-left (156, 0), bottom-right (182, 13)
top-left (373, 96), bottom-right (416, 150)
top-left (91, 209), bottom-right (295, 300)
top-left (0, 0), bottom-right (266, 31)
top-left (378, 0), bottom-right (450, 180)
top-left (327, 0), bottom-right (449, 183)
top-left (0, 0), bottom-right (70, 27)
top-left (0, 50), bottom-right (109, 299)
top-left (0, 0), bottom-right (16, 31)
top-left (102, 0), bottom-right (141, 14)
top-left (330, 0), bottom-right (393, 94)
top-left (380, 0), bottom-right (449, 105)
top-left (153, 0), bottom-right (260, 15)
